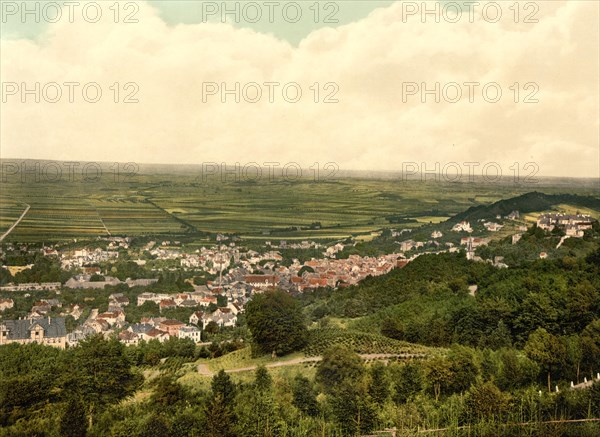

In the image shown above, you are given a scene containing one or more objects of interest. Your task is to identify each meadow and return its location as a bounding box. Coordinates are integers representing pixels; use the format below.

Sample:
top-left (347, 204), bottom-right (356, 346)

top-left (1, 162), bottom-right (598, 241)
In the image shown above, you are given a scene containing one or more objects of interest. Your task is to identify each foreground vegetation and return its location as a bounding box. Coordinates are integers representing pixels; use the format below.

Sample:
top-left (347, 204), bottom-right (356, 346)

top-left (2, 245), bottom-right (600, 436)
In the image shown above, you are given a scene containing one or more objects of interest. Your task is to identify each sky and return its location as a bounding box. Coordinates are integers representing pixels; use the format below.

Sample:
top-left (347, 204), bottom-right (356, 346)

top-left (1, 0), bottom-right (599, 178)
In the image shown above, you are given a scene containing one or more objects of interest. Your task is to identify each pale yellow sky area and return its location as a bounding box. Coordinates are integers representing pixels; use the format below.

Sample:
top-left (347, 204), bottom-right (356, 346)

top-left (0, 1), bottom-right (598, 178)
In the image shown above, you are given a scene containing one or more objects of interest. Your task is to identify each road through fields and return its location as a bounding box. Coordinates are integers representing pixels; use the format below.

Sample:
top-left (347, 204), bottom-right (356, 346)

top-left (0, 203), bottom-right (30, 241)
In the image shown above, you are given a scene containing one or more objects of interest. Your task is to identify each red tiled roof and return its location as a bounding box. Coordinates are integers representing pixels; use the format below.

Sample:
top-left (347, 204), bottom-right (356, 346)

top-left (160, 319), bottom-right (185, 326)
top-left (146, 328), bottom-right (165, 337)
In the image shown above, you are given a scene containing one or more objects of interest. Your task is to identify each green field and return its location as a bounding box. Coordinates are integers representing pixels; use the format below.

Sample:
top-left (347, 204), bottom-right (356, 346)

top-left (1, 163), bottom-right (598, 241)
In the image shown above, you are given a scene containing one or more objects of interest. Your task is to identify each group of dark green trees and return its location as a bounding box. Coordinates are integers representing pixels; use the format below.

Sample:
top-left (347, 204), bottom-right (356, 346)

top-left (4, 336), bottom-right (600, 436)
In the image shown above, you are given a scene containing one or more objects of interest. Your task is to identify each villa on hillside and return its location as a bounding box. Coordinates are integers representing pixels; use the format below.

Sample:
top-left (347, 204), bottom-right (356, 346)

top-left (460, 237), bottom-right (490, 248)
top-left (537, 213), bottom-right (595, 237)
top-left (452, 221), bottom-right (473, 232)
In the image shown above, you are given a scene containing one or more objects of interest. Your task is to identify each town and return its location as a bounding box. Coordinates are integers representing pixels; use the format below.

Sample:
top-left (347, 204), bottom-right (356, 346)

top-left (0, 235), bottom-right (403, 349)
top-left (1, 210), bottom-right (596, 350)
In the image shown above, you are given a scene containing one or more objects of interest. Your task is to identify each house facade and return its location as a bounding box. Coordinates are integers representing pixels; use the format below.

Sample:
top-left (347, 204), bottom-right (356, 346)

top-left (0, 317), bottom-right (67, 349)
top-left (178, 325), bottom-right (202, 342)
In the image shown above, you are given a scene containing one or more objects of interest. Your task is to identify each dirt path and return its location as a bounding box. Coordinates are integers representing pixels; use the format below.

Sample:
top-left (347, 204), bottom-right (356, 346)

top-left (0, 203), bottom-right (30, 241)
top-left (197, 353), bottom-right (425, 377)
top-left (98, 216), bottom-right (111, 236)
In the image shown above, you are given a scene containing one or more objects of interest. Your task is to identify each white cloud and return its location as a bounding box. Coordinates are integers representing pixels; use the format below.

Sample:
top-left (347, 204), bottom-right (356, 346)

top-left (1, 0), bottom-right (598, 177)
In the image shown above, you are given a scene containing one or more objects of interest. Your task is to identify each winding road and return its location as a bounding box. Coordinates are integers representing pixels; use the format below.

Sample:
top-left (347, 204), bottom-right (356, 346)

top-left (0, 203), bottom-right (30, 241)
top-left (197, 353), bottom-right (426, 377)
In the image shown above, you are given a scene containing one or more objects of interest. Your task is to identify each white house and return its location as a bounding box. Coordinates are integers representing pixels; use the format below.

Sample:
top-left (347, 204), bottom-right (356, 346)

top-left (452, 221), bottom-right (473, 233)
top-left (189, 311), bottom-right (204, 326)
top-left (178, 325), bottom-right (202, 342)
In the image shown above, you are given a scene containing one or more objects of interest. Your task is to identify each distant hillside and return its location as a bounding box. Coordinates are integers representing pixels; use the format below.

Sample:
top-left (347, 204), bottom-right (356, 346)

top-left (448, 192), bottom-right (600, 224)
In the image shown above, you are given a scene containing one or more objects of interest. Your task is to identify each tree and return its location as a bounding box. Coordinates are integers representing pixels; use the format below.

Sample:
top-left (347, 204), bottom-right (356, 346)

top-left (0, 267), bottom-right (12, 285)
top-left (67, 335), bottom-right (141, 427)
top-left (205, 321), bottom-right (219, 334)
top-left (564, 335), bottom-right (584, 384)
top-left (464, 382), bottom-right (510, 421)
top-left (89, 273), bottom-right (105, 282)
top-left (483, 320), bottom-right (513, 350)
top-left (368, 362), bottom-right (390, 405)
top-left (581, 320), bottom-right (600, 378)
top-left (59, 398), bottom-right (87, 437)
top-left (0, 344), bottom-right (62, 424)
top-left (447, 345), bottom-right (478, 394)
top-left (170, 409), bottom-right (203, 437)
top-left (514, 294), bottom-right (559, 342)
top-left (149, 376), bottom-right (187, 411)
top-left (496, 348), bottom-right (539, 391)
top-left (235, 370), bottom-right (279, 436)
top-left (590, 381), bottom-right (600, 417)
top-left (291, 374), bottom-right (319, 417)
top-left (316, 345), bottom-right (364, 394)
top-left (328, 381), bottom-right (377, 436)
top-left (525, 328), bottom-right (566, 392)
top-left (381, 317), bottom-right (405, 340)
top-left (245, 289), bottom-right (307, 356)
top-left (298, 266), bottom-right (314, 276)
top-left (204, 394), bottom-right (236, 437)
top-left (139, 414), bottom-right (170, 437)
top-left (424, 356), bottom-right (452, 401)
top-left (254, 366), bottom-right (272, 392)
top-left (211, 370), bottom-right (236, 408)
top-left (393, 362), bottom-right (422, 404)
top-left (200, 369), bottom-right (237, 436)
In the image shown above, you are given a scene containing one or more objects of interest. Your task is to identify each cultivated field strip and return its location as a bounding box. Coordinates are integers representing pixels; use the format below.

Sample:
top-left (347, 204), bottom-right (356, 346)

top-left (0, 175), bottom-right (598, 240)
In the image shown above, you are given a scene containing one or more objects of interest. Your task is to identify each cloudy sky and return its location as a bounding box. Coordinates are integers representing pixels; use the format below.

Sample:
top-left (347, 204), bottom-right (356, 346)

top-left (1, 0), bottom-right (598, 178)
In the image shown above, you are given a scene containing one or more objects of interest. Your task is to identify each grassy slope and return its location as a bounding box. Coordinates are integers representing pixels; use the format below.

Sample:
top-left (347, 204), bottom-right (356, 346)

top-left (448, 192), bottom-right (600, 224)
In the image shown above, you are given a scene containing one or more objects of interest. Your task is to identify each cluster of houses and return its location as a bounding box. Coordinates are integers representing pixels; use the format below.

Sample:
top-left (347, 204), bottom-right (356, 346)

top-left (0, 282), bottom-right (61, 292)
top-left (113, 303), bottom-right (242, 346)
top-left (324, 243), bottom-right (346, 258)
top-left (180, 246), bottom-right (238, 273)
top-left (60, 247), bottom-right (120, 269)
top-left (137, 290), bottom-right (219, 311)
top-left (60, 288), bottom-right (244, 347)
top-left (484, 221), bottom-right (503, 232)
top-left (399, 239), bottom-right (458, 253)
top-left (118, 318), bottom-right (201, 345)
top-left (285, 254), bottom-right (403, 291)
top-left (266, 240), bottom-right (324, 250)
top-left (451, 210), bottom-right (520, 234)
top-left (189, 305), bottom-right (239, 329)
top-left (537, 213), bottom-right (595, 237)
top-left (64, 274), bottom-right (159, 289)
